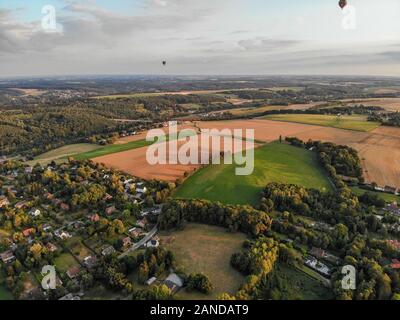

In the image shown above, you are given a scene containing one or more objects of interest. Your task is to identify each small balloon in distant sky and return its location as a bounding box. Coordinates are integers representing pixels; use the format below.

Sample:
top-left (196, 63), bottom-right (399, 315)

top-left (338, 0), bottom-right (347, 9)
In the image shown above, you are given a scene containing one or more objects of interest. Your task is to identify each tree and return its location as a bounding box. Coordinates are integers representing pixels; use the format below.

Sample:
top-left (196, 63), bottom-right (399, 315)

top-left (186, 273), bottom-right (214, 294)
top-left (29, 243), bottom-right (43, 261)
top-left (138, 262), bottom-right (150, 284)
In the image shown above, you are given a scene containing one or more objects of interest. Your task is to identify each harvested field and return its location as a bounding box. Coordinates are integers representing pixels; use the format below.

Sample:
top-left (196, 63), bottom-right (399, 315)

top-left (93, 130), bottom-right (256, 182)
top-left (115, 122), bottom-right (197, 144)
top-left (263, 114), bottom-right (380, 132)
top-left (211, 102), bottom-right (325, 117)
top-left (342, 98), bottom-right (400, 111)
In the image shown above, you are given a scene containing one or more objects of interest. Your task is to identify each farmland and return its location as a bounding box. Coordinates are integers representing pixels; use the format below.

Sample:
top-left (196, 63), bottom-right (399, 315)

top-left (263, 114), bottom-right (380, 132)
top-left (350, 187), bottom-right (400, 203)
top-left (271, 264), bottom-right (333, 300)
top-left (159, 223), bottom-right (247, 300)
top-left (74, 140), bottom-right (153, 160)
top-left (29, 143), bottom-right (101, 165)
top-left (174, 142), bottom-right (332, 205)
top-left (198, 120), bottom-right (400, 189)
top-left (54, 253), bottom-right (80, 273)
top-left (78, 118), bottom-right (400, 190)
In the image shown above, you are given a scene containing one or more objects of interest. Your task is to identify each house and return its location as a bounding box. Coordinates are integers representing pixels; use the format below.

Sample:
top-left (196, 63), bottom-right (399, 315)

top-left (145, 239), bottom-right (159, 248)
top-left (387, 202), bottom-right (400, 216)
top-left (163, 273), bottom-right (184, 293)
top-left (310, 247), bottom-right (326, 259)
top-left (384, 185), bottom-right (397, 194)
top-left (23, 228), bottom-right (35, 237)
top-left (59, 293), bottom-right (80, 300)
top-left (387, 239), bottom-right (400, 251)
top-left (389, 202), bottom-right (398, 210)
top-left (129, 227), bottom-right (142, 238)
top-left (44, 192), bottom-right (54, 200)
top-left (66, 266), bottom-right (80, 279)
top-left (304, 256), bottom-right (331, 277)
top-left (0, 196), bottom-right (10, 208)
top-left (24, 166), bottom-right (33, 174)
top-left (136, 187), bottom-right (148, 194)
top-left (55, 230), bottom-right (72, 240)
top-left (9, 242), bottom-right (17, 251)
top-left (103, 193), bottom-right (113, 201)
top-left (390, 259), bottom-right (400, 269)
top-left (146, 276), bottom-right (157, 286)
top-left (122, 237), bottom-right (132, 248)
top-left (73, 221), bottom-right (84, 229)
top-left (42, 224), bottom-right (52, 232)
top-left (123, 179), bottom-right (134, 185)
top-left (46, 242), bottom-right (58, 253)
top-left (83, 255), bottom-right (98, 268)
top-left (136, 218), bottom-right (147, 229)
top-left (29, 209), bottom-right (41, 217)
top-left (101, 245), bottom-right (116, 256)
top-left (60, 203), bottom-right (70, 211)
top-left (150, 207), bottom-right (162, 215)
top-left (105, 206), bottom-right (116, 216)
top-left (88, 213), bottom-right (100, 222)
top-left (0, 250), bottom-right (16, 264)
top-left (15, 201), bottom-right (29, 210)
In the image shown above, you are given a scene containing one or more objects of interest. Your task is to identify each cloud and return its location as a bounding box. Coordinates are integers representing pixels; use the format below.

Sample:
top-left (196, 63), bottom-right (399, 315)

top-left (237, 38), bottom-right (301, 52)
top-left (1, 0), bottom-right (400, 76)
top-left (153, 0), bottom-right (168, 7)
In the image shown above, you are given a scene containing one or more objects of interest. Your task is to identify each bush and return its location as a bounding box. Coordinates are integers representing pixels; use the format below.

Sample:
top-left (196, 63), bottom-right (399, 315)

top-left (186, 273), bottom-right (213, 294)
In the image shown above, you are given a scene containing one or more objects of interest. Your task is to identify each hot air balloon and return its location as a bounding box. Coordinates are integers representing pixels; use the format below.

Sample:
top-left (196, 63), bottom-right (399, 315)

top-left (162, 61), bottom-right (166, 66)
top-left (339, 0), bottom-right (347, 9)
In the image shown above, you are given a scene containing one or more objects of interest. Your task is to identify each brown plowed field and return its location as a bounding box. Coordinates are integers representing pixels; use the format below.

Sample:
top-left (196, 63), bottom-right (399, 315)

top-left (93, 131), bottom-right (256, 182)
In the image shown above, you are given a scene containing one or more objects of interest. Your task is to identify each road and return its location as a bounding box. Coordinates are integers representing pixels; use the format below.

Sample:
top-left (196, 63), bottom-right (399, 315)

top-left (118, 225), bottom-right (158, 259)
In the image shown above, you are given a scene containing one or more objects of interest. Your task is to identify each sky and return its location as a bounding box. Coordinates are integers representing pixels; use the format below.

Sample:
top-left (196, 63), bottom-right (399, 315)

top-left (1, 0), bottom-right (400, 77)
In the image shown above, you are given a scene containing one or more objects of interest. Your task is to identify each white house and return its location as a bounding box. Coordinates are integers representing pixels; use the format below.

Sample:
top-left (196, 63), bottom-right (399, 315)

top-left (29, 209), bottom-right (41, 217)
top-left (146, 239), bottom-right (159, 248)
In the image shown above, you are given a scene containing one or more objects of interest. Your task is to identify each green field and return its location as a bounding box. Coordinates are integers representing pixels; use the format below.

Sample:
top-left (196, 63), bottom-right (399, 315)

top-left (29, 143), bottom-right (101, 165)
top-left (160, 223), bottom-right (247, 300)
top-left (0, 285), bottom-right (13, 300)
top-left (272, 264), bottom-right (333, 300)
top-left (94, 92), bottom-right (169, 99)
top-left (74, 139), bottom-right (152, 160)
top-left (351, 186), bottom-right (400, 203)
top-left (74, 130), bottom-right (198, 160)
top-left (263, 114), bottom-right (380, 132)
top-left (54, 253), bottom-right (80, 273)
top-left (174, 142), bottom-right (332, 205)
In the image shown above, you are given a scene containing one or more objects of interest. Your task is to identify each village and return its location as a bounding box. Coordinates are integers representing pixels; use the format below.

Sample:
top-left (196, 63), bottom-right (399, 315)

top-left (0, 160), bottom-right (186, 300)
